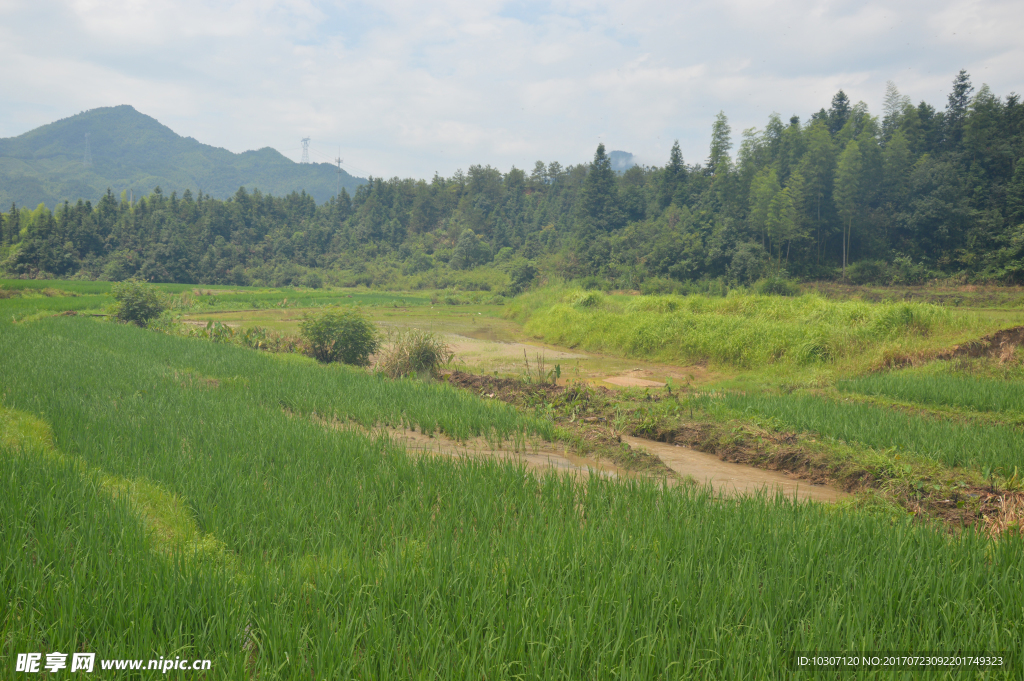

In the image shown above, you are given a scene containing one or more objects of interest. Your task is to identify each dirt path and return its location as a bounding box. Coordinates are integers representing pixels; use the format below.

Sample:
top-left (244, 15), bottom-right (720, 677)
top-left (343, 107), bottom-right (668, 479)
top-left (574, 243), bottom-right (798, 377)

top-left (621, 435), bottom-right (847, 502)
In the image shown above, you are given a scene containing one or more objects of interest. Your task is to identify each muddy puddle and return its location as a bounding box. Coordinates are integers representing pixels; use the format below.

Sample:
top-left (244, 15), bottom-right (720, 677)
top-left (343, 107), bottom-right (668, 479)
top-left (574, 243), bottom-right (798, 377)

top-left (622, 435), bottom-right (847, 503)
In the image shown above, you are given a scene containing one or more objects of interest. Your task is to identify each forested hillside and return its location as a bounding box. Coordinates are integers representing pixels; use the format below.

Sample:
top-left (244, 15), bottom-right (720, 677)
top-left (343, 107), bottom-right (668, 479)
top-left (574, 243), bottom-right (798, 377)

top-left (2, 71), bottom-right (1023, 289)
top-left (0, 105), bottom-right (363, 208)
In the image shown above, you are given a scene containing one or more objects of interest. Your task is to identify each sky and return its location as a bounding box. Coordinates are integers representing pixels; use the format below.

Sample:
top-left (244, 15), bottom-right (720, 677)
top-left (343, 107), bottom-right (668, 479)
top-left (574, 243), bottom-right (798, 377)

top-left (1, 0), bottom-right (1022, 180)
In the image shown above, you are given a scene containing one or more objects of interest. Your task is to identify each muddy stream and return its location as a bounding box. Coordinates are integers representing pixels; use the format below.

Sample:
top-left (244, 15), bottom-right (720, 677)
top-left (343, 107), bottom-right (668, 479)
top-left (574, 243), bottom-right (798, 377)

top-left (379, 427), bottom-right (846, 503)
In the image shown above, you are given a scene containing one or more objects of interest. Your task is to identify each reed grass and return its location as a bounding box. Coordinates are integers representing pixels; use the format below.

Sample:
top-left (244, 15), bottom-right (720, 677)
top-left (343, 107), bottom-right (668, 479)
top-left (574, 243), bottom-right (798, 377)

top-left (507, 286), bottom-right (982, 369)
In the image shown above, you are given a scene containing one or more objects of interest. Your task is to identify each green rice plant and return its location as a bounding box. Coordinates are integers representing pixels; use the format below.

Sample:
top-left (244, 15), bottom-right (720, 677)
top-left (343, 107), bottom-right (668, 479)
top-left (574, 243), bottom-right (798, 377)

top-left (2, 315), bottom-right (1023, 678)
top-left (695, 390), bottom-right (1024, 473)
top-left (840, 372), bottom-right (1024, 414)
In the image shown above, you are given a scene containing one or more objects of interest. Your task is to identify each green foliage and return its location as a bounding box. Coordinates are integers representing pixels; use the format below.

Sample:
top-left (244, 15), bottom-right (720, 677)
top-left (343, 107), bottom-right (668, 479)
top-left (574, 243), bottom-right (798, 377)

top-left (302, 271), bottom-right (323, 289)
top-left (510, 286), bottom-right (973, 369)
top-left (754, 277), bottom-right (801, 296)
top-left (299, 306), bottom-right (379, 365)
top-left (564, 288), bottom-right (604, 308)
top-left (504, 258), bottom-right (538, 295)
top-left (639, 276), bottom-right (683, 295)
top-left (109, 278), bottom-right (165, 326)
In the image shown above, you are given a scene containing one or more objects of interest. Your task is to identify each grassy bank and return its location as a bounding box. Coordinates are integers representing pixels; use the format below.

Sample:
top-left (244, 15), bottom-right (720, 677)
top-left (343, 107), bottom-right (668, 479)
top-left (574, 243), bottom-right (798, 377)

top-left (506, 285), bottom-right (989, 372)
top-left (2, 316), bottom-right (1022, 678)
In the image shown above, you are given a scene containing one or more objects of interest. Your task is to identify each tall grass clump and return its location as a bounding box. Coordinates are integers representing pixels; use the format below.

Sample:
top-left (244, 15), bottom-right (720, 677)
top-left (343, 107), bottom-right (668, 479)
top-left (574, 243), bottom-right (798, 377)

top-left (507, 284), bottom-right (980, 369)
top-left (0, 316), bottom-right (1022, 677)
top-left (376, 328), bottom-right (454, 378)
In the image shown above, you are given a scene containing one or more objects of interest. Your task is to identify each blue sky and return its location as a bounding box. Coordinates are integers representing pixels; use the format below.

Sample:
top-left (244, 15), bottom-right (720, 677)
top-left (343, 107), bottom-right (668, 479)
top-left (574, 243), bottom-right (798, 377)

top-left (1, 0), bottom-right (1021, 179)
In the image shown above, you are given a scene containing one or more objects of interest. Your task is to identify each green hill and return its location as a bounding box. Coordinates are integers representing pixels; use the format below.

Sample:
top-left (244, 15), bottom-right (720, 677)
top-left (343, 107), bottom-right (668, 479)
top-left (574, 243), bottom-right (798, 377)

top-left (0, 105), bottom-right (365, 208)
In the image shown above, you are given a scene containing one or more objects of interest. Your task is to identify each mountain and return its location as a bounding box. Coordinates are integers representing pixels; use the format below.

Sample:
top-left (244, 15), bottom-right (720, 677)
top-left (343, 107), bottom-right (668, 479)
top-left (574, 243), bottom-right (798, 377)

top-left (608, 150), bottom-right (636, 173)
top-left (0, 105), bottom-right (365, 208)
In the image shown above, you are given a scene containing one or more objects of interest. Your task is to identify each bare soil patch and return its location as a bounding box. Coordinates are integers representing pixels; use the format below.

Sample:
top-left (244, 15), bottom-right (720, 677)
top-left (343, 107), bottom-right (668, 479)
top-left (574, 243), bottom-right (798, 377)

top-left (443, 371), bottom-right (851, 502)
top-left (602, 375), bottom-right (666, 388)
top-left (936, 325), bottom-right (1024, 362)
top-left (620, 435), bottom-right (847, 503)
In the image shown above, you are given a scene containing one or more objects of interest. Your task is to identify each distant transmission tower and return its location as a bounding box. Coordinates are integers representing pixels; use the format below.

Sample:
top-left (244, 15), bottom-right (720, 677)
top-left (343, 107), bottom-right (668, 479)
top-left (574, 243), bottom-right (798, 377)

top-left (83, 133), bottom-right (93, 167)
top-left (301, 137), bottom-right (311, 164)
top-left (335, 149), bottom-right (343, 198)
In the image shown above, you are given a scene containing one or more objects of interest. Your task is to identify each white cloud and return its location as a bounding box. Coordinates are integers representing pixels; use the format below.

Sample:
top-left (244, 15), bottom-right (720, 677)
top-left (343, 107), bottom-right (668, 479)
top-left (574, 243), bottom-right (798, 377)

top-left (1, 0), bottom-right (1022, 180)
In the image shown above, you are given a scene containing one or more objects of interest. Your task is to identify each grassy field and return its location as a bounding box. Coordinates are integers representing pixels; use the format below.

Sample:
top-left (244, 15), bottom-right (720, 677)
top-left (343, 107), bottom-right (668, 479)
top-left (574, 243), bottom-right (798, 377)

top-left (4, 280), bottom-right (1024, 677)
top-left (2, 314), bottom-right (1022, 679)
top-left (505, 285), bottom-right (1004, 373)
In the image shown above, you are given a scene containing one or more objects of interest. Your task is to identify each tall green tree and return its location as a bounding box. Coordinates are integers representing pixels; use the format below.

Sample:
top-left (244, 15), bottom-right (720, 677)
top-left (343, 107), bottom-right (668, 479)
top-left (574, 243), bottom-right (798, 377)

top-left (835, 139), bottom-right (864, 279)
top-left (944, 69), bottom-right (974, 150)
top-left (796, 121), bottom-right (836, 263)
top-left (828, 90), bottom-right (851, 136)
top-left (575, 144), bottom-right (622, 236)
top-left (748, 168), bottom-right (781, 250)
top-left (882, 81), bottom-right (911, 143)
top-left (658, 141), bottom-right (686, 209)
top-left (709, 112), bottom-right (733, 171)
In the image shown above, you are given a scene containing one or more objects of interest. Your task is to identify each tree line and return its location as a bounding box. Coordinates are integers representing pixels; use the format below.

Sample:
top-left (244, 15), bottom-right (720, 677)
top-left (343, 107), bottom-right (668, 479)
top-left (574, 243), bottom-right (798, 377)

top-left (3, 70), bottom-right (1023, 289)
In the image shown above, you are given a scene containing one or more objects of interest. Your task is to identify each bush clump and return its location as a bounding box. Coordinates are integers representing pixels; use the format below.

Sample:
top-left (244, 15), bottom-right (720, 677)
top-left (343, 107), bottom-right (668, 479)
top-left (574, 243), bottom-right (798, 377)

top-left (110, 279), bottom-right (166, 326)
top-left (299, 307), bottom-right (379, 365)
top-left (754, 277), bottom-right (801, 297)
top-left (376, 329), bottom-right (454, 378)
top-left (565, 289), bottom-right (604, 308)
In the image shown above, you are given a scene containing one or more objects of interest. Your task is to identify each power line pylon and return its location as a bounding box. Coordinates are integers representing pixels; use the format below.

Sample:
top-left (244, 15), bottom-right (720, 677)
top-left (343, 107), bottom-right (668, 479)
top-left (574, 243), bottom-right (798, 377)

top-left (301, 137), bottom-right (311, 164)
top-left (335, 149), bottom-right (343, 198)
top-left (83, 133), bottom-right (93, 167)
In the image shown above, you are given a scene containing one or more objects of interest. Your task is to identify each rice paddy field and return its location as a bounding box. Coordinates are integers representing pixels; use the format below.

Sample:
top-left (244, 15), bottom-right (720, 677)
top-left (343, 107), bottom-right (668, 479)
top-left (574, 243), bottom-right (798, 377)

top-left (3, 281), bottom-right (1024, 678)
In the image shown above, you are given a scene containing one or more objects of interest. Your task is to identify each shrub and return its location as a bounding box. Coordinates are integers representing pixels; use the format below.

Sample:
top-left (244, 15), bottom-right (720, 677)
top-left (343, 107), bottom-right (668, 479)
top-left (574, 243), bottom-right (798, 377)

top-left (846, 260), bottom-right (888, 285)
top-left (302, 271), bottom-right (324, 289)
top-left (577, 275), bottom-right (610, 292)
top-left (506, 259), bottom-right (539, 295)
top-left (376, 329), bottom-right (454, 378)
top-left (110, 279), bottom-right (165, 326)
top-left (299, 307), bottom-right (379, 365)
top-left (754, 277), bottom-right (800, 297)
top-left (640, 276), bottom-right (683, 295)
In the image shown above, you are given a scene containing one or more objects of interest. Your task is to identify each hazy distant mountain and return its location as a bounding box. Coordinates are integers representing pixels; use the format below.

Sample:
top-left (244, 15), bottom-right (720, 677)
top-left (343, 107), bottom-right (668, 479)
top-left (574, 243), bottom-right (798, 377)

top-left (0, 105), bottom-right (365, 209)
top-left (608, 150), bottom-right (636, 173)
